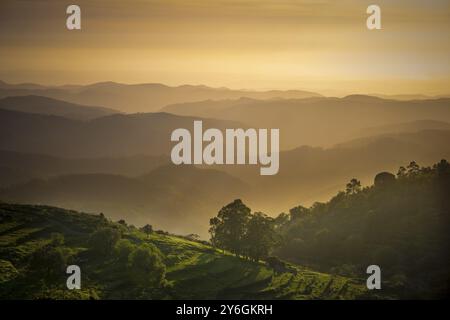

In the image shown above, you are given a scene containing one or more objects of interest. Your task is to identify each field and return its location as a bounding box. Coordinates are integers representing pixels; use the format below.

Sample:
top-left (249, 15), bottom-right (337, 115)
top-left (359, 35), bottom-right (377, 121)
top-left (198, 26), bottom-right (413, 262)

top-left (0, 202), bottom-right (369, 299)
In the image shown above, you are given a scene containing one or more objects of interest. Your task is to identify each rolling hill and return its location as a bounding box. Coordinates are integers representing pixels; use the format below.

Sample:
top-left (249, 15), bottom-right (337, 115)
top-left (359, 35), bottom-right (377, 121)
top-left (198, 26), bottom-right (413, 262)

top-left (201, 129), bottom-right (450, 214)
top-left (0, 150), bottom-right (168, 187)
top-left (0, 108), bottom-right (242, 157)
top-left (0, 95), bottom-right (119, 120)
top-left (162, 95), bottom-right (450, 148)
top-left (274, 160), bottom-right (450, 299)
top-left (1, 128), bottom-right (449, 235)
top-left (0, 165), bottom-right (247, 237)
top-left (0, 80), bottom-right (322, 113)
top-left (356, 120), bottom-right (450, 138)
top-left (0, 203), bottom-right (370, 299)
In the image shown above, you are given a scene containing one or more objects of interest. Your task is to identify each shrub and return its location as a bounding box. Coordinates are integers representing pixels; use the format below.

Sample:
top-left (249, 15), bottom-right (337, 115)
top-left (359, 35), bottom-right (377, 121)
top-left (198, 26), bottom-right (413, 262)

top-left (89, 227), bottom-right (121, 256)
top-left (128, 243), bottom-right (166, 286)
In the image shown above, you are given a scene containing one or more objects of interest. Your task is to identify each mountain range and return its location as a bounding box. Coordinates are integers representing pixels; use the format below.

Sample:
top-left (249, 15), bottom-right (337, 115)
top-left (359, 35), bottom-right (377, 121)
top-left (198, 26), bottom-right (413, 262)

top-left (0, 107), bottom-right (242, 157)
top-left (0, 164), bottom-right (246, 237)
top-left (0, 95), bottom-right (119, 120)
top-left (0, 89), bottom-right (449, 236)
top-left (0, 80), bottom-right (322, 113)
top-left (162, 95), bottom-right (450, 148)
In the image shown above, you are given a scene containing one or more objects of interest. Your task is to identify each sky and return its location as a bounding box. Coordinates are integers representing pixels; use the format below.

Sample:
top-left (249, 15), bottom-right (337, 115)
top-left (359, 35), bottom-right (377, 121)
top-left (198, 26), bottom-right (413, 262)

top-left (0, 0), bottom-right (449, 95)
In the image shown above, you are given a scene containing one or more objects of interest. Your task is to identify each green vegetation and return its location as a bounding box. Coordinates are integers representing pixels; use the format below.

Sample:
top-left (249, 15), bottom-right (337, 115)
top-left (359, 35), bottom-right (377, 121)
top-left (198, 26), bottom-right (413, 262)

top-left (1, 159), bottom-right (447, 300)
top-left (0, 203), bottom-right (367, 299)
top-left (209, 200), bottom-right (278, 262)
top-left (274, 160), bottom-right (450, 299)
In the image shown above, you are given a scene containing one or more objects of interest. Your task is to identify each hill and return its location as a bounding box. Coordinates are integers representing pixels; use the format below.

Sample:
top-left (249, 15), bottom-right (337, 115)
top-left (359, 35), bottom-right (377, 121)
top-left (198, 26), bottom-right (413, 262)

top-left (162, 96), bottom-right (450, 148)
top-left (0, 203), bottom-right (368, 299)
top-left (0, 95), bottom-right (119, 120)
top-left (1, 129), bottom-right (449, 234)
top-left (0, 165), bottom-right (247, 237)
top-left (0, 80), bottom-right (321, 113)
top-left (273, 160), bottom-right (450, 299)
top-left (356, 120), bottom-right (450, 138)
top-left (202, 129), bottom-right (450, 214)
top-left (0, 109), bottom-right (242, 157)
top-left (0, 150), bottom-right (168, 187)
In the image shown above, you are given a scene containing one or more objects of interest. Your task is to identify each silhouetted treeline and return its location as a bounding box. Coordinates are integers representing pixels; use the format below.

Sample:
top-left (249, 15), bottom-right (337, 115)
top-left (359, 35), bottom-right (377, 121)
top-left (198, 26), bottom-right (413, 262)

top-left (273, 160), bottom-right (450, 299)
top-left (209, 200), bottom-right (277, 262)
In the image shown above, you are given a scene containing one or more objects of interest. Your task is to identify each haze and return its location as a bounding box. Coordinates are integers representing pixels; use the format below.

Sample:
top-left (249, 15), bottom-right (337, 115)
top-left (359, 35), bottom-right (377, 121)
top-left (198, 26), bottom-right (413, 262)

top-left (1, 0), bottom-right (449, 96)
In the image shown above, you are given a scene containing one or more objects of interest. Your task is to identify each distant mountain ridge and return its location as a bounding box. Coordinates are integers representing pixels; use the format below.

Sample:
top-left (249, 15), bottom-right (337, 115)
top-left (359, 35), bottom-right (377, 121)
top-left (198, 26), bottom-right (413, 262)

top-left (355, 120), bottom-right (450, 139)
top-left (0, 150), bottom-right (169, 187)
top-left (0, 108), bottom-right (243, 157)
top-left (162, 96), bottom-right (450, 148)
top-left (0, 80), bottom-right (322, 113)
top-left (0, 164), bottom-right (247, 236)
top-left (1, 128), bottom-right (448, 236)
top-left (0, 95), bottom-right (119, 120)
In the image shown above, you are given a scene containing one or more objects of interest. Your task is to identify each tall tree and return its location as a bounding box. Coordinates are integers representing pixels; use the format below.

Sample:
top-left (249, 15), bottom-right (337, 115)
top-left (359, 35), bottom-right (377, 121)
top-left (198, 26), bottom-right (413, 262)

top-left (244, 212), bottom-right (276, 262)
top-left (141, 224), bottom-right (153, 238)
top-left (346, 178), bottom-right (361, 195)
top-left (209, 199), bottom-right (251, 256)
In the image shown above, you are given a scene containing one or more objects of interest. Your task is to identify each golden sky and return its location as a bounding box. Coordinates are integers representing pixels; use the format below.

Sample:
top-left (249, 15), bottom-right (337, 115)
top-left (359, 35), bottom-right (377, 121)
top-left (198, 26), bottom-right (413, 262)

top-left (0, 0), bottom-right (449, 95)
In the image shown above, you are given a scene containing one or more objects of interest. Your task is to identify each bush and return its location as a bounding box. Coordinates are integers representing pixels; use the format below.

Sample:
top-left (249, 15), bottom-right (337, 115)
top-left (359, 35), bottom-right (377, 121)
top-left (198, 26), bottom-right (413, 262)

top-left (89, 227), bottom-right (121, 256)
top-left (28, 242), bottom-right (69, 282)
top-left (128, 243), bottom-right (166, 286)
top-left (115, 239), bottom-right (135, 262)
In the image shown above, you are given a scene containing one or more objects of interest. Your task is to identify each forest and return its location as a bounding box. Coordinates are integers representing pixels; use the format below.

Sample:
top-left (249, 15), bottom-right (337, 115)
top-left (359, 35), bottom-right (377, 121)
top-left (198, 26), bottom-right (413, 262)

top-left (1, 159), bottom-right (448, 299)
top-left (207, 159), bottom-right (450, 299)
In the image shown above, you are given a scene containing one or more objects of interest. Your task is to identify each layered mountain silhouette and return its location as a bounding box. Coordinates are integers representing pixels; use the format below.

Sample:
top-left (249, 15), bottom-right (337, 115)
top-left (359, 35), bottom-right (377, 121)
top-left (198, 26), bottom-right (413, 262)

top-left (0, 108), bottom-right (242, 157)
top-left (0, 150), bottom-right (169, 187)
top-left (0, 165), bottom-right (246, 237)
top-left (0, 80), bottom-right (322, 113)
top-left (162, 95), bottom-right (450, 148)
top-left (200, 128), bottom-right (450, 214)
top-left (0, 95), bottom-right (119, 120)
top-left (1, 127), bottom-right (449, 235)
top-left (356, 119), bottom-right (450, 138)
top-left (0, 86), bottom-right (449, 236)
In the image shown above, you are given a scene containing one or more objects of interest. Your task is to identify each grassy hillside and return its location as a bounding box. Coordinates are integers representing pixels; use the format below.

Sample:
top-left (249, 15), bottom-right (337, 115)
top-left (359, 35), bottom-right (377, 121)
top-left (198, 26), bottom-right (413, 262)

top-left (0, 203), bottom-right (369, 300)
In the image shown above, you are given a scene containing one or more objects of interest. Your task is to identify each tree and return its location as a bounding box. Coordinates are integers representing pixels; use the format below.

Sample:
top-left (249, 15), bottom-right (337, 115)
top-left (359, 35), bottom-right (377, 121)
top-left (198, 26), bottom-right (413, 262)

top-left (89, 227), bottom-right (121, 256)
top-left (28, 234), bottom-right (68, 282)
top-left (346, 178), bottom-right (361, 195)
top-left (397, 166), bottom-right (407, 178)
top-left (244, 212), bottom-right (276, 261)
top-left (128, 243), bottom-right (166, 286)
top-left (208, 217), bottom-right (223, 249)
top-left (435, 159), bottom-right (449, 177)
top-left (209, 199), bottom-right (251, 256)
top-left (115, 239), bottom-right (135, 262)
top-left (273, 212), bottom-right (289, 230)
top-left (406, 161), bottom-right (420, 176)
top-left (141, 224), bottom-right (153, 238)
top-left (374, 172), bottom-right (396, 187)
top-left (289, 205), bottom-right (309, 220)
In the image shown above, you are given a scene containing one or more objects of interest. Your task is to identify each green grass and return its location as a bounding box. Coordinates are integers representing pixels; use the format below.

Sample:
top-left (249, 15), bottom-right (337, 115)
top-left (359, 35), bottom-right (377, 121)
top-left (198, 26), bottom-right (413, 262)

top-left (0, 203), bottom-right (369, 299)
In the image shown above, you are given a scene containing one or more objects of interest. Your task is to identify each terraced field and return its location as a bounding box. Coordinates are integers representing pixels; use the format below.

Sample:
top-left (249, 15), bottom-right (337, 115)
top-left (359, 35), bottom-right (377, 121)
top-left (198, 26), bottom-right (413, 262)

top-left (0, 203), bottom-right (369, 299)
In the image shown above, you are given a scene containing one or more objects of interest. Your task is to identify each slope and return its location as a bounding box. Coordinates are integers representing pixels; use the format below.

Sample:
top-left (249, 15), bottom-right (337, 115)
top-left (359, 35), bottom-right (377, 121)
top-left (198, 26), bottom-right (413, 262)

top-left (0, 203), bottom-right (369, 300)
